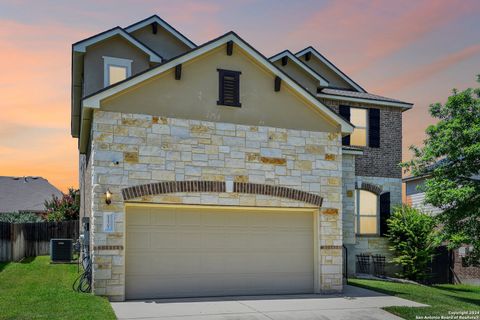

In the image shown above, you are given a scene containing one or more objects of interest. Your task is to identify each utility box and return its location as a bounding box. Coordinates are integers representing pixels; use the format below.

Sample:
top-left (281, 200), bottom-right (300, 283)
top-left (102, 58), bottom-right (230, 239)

top-left (50, 239), bottom-right (73, 262)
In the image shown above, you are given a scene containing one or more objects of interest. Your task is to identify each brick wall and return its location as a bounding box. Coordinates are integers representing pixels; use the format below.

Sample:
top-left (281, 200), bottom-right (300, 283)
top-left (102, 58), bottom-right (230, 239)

top-left (319, 98), bottom-right (402, 179)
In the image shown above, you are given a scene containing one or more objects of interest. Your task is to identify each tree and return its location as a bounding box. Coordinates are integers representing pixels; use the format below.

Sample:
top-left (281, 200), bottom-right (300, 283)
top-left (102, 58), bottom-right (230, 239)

top-left (44, 188), bottom-right (80, 222)
top-left (402, 75), bottom-right (480, 263)
top-left (386, 205), bottom-right (439, 281)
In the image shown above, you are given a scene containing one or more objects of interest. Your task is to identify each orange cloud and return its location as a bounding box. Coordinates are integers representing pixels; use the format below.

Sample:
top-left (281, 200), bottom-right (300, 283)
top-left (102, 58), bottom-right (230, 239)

top-left (0, 20), bottom-right (87, 191)
top-left (375, 44), bottom-right (480, 94)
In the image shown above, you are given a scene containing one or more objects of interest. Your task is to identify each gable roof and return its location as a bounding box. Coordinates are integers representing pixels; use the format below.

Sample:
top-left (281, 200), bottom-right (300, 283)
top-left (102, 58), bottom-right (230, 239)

top-left (82, 31), bottom-right (354, 136)
top-left (269, 50), bottom-right (329, 87)
top-left (72, 26), bottom-right (162, 63)
top-left (0, 176), bottom-right (62, 213)
top-left (318, 88), bottom-right (413, 109)
top-left (296, 46), bottom-right (366, 93)
top-left (125, 15), bottom-right (196, 49)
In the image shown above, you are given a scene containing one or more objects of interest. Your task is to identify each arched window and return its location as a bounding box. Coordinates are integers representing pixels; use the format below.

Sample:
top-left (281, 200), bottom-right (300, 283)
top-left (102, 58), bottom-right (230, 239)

top-left (355, 190), bottom-right (379, 235)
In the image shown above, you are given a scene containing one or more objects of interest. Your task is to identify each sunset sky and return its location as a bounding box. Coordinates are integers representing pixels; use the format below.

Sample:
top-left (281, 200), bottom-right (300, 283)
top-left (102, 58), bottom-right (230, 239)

top-left (1, 0), bottom-right (479, 192)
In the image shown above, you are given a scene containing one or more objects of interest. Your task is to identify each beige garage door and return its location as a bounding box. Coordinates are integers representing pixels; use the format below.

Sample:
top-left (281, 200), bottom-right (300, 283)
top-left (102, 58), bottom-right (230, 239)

top-left (125, 205), bottom-right (314, 299)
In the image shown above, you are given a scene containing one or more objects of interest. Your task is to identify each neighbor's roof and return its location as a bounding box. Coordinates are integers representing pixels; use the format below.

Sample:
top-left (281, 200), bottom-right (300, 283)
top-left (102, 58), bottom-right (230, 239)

top-left (0, 176), bottom-right (63, 213)
top-left (82, 31), bottom-right (355, 134)
top-left (318, 88), bottom-right (413, 109)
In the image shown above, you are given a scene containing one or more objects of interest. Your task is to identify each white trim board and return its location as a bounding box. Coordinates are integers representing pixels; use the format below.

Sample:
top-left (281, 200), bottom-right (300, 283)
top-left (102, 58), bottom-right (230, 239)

top-left (82, 32), bottom-right (354, 134)
top-left (73, 27), bottom-right (162, 63)
top-left (296, 47), bottom-right (366, 93)
top-left (125, 15), bottom-right (196, 49)
top-left (270, 50), bottom-right (329, 87)
top-left (103, 56), bottom-right (133, 88)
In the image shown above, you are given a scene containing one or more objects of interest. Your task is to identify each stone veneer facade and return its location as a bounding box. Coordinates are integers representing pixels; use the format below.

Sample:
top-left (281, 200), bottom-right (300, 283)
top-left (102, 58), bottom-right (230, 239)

top-left (87, 110), bottom-right (345, 301)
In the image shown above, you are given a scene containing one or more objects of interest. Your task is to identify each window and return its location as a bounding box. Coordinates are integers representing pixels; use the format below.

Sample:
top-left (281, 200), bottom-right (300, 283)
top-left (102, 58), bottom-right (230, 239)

top-left (350, 107), bottom-right (368, 146)
top-left (217, 69), bottom-right (241, 107)
top-left (103, 56), bottom-right (132, 87)
top-left (355, 190), bottom-right (378, 235)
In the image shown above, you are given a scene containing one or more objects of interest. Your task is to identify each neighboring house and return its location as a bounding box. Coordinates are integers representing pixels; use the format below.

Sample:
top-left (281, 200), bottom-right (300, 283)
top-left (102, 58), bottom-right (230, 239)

top-left (0, 176), bottom-right (62, 214)
top-left (404, 173), bottom-right (480, 285)
top-left (72, 15), bottom-right (412, 301)
top-left (404, 174), bottom-right (442, 215)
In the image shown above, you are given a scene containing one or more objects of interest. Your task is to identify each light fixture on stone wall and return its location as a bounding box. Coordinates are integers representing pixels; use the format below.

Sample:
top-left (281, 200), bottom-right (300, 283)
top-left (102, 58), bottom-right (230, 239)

top-left (105, 189), bottom-right (112, 205)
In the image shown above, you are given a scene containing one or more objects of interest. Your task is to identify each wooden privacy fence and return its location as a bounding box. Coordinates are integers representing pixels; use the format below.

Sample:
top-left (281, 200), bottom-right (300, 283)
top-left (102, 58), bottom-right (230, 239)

top-left (0, 220), bottom-right (79, 262)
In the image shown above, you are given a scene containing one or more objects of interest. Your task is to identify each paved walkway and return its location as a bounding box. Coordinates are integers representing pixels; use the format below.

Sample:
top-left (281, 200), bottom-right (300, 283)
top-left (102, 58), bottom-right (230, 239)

top-left (111, 285), bottom-right (427, 320)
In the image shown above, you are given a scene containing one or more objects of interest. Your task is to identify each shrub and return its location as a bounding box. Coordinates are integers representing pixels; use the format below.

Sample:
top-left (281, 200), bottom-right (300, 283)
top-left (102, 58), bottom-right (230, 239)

top-left (386, 205), bottom-right (440, 281)
top-left (44, 188), bottom-right (80, 222)
top-left (0, 212), bottom-right (43, 223)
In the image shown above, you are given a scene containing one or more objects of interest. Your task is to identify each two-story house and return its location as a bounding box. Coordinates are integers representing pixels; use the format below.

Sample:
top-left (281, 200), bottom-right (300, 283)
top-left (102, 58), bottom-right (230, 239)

top-left (71, 15), bottom-right (412, 301)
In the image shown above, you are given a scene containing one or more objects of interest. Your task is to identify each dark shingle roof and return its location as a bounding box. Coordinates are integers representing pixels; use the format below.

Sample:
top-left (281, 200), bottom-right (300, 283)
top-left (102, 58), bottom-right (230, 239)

top-left (320, 88), bottom-right (413, 106)
top-left (0, 176), bottom-right (62, 213)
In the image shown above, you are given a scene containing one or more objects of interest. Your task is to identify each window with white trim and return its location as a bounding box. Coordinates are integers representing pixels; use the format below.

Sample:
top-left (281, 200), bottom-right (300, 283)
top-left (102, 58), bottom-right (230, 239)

top-left (350, 107), bottom-right (368, 146)
top-left (355, 190), bottom-right (379, 235)
top-left (103, 56), bottom-right (132, 87)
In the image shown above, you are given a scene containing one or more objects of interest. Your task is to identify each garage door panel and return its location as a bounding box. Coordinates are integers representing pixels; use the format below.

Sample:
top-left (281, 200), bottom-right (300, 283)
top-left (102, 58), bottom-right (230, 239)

top-left (126, 206), bottom-right (314, 299)
top-left (126, 208), bottom-right (150, 225)
top-left (148, 230), bottom-right (177, 248)
top-left (150, 208), bottom-right (176, 225)
top-left (127, 231), bottom-right (150, 249)
top-left (175, 210), bottom-right (201, 225)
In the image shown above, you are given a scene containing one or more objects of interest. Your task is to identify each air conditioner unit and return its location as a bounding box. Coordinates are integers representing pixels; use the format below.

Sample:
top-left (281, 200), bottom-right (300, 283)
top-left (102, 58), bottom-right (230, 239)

top-left (50, 239), bottom-right (73, 262)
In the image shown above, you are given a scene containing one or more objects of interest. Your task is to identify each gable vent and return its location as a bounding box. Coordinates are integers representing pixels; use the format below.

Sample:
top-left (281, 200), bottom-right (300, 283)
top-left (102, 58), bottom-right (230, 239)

top-left (217, 69), bottom-right (241, 107)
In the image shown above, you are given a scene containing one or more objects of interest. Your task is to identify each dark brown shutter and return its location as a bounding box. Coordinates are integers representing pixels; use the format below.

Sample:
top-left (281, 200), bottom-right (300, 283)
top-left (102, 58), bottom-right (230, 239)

top-left (369, 108), bottom-right (380, 148)
top-left (339, 105), bottom-right (350, 146)
top-left (380, 192), bottom-right (390, 236)
top-left (217, 69), bottom-right (241, 107)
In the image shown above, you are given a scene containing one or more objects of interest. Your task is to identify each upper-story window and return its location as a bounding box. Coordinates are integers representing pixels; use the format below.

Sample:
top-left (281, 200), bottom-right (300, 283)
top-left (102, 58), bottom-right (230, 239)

top-left (350, 107), bottom-right (368, 146)
top-left (217, 69), bottom-right (241, 107)
top-left (103, 56), bottom-right (132, 87)
top-left (339, 106), bottom-right (380, 148)
top-left (355, 190), bottom-right (379, 235)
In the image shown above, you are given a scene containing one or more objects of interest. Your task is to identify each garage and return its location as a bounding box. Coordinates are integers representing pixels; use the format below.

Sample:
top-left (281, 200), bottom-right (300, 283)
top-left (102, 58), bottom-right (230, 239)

top-left (125, 205), bottom-right (315, 299)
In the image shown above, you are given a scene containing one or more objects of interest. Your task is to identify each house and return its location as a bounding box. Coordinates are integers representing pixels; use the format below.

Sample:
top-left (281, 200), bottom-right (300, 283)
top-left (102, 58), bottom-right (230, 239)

top-left (404, 174), bottom-right (442, 215)
top-left (404, 172), bottom-right (480, 285)
top-left (0, 176), bottom-right (62, 214)
top-left (72, 15), bottom-right (412, 301)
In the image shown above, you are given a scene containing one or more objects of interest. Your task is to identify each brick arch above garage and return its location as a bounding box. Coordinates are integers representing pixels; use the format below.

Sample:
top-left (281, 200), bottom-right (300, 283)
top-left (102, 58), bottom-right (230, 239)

top-left (121, 180), bottom-right (323, 207)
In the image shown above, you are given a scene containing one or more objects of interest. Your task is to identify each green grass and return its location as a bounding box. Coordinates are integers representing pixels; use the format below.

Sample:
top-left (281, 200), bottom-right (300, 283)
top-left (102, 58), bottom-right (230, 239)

top-left (0, 256), bottom-right (116, 320)
top-left (349, 278), bottom-right (480, 320)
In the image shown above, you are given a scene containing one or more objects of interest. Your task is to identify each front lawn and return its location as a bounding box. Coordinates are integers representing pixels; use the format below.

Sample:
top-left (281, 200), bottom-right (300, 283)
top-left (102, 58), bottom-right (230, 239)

top-left (0, 256), bottom-right (116, 320)
top-left (349, 278), bottom-right (480, 320)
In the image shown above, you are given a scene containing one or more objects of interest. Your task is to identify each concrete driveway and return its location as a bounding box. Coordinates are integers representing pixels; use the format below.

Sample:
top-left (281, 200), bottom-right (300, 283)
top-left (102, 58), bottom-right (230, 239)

top-left (111, 285), bottom-right (426, 320)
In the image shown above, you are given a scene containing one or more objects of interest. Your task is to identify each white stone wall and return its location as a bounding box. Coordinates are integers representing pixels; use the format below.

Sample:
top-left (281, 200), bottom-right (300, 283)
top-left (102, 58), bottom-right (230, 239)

top-left (88, 110), bottom-right (344, 300)
top-left (341, 154), bottom-right (356, 245)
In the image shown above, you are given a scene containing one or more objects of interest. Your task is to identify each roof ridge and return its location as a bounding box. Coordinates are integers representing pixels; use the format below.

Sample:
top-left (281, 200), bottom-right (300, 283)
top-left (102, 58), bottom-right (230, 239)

top-left (295, 46), bottom-right (367, 93)
top-left (269, 49), bottom-right (329, 85)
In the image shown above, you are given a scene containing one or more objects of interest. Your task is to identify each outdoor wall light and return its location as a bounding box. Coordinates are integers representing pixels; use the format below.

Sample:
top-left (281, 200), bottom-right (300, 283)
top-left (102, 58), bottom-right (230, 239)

top-left (105, 189), bottom-right (112, 205)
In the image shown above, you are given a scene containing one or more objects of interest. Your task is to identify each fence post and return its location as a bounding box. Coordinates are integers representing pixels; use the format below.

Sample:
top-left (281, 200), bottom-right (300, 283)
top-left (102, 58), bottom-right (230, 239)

top-left (10, 222), bottom-right (14, 261)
